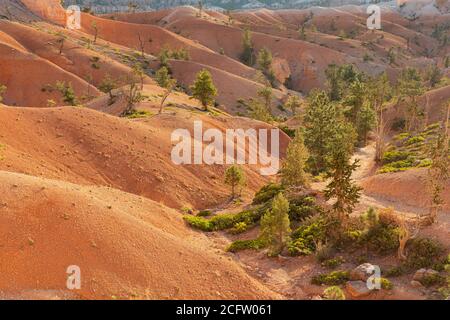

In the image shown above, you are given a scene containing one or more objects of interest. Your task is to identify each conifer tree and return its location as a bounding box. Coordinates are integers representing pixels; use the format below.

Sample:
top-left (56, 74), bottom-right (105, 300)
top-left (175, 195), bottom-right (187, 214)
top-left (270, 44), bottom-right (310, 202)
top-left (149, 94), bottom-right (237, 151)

top-left (260, 193), bottom-right (291, 256)
top-left (190, 69), bottom-right (217, 111)
top-left (281, 129), bottom-right (310, 189)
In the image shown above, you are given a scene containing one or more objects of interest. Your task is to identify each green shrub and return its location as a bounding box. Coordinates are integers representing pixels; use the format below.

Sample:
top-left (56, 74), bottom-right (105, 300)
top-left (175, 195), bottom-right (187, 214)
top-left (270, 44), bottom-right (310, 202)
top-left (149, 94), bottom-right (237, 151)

top-left (184, 206), bottom-right (267, 232)
top-left (227, 238), bottom-right (267, 252)
top-left (381, 151), bottom-right (411, 164)
top-left (288, 196), bottom-right (319, 221)
top-left (405, 135), bottom-right (425, 146)
top-left (323, 286), bottom-right (346, 300)
top-left (288, 217), bottom-right (330, 256)
top-left (322, 257), bottom-right (345, 269)
top-left (311, 270), bottom-right (350, 286)
top-left (183, 215), bottom-right (212, 231)
top-left (362, 222), bottom-right (400, 254)
top-left (421, 273), bottom-right (446, 287)
top-left (252, 183), bottom-right (284, 205)
top-left (405, 238), bottom-right (444, 269)
top-left (230, 222), bottom-right (248, 234)
top-left (380, 277), bottom-right (393, 290)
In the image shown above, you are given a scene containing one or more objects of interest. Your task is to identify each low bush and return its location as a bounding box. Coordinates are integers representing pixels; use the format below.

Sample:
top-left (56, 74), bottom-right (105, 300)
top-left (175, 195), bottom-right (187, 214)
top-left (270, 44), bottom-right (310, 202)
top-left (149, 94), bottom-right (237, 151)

top-left (405, 238), bottom-right (444, 269)
top-left (381, 151), bottom-right (412, 164)
top-left (184, 206), bottom-right (267, 232)
top-left (311, 270), bottom-right (350, 286)
top-left (226, 238), bottom-right (267, 252)
top-left (252, 183), bottom-right (284, 205)
top-left (380, 277), bottom-right (393, 290)
top-left (420, 273), bottom-right (446, 287)
top-left (323, 286), bottom-right (346, 300)
top-left (288, 216), bottom-right (331, 256)
top-left (322, 257), bottom-right (345, 269)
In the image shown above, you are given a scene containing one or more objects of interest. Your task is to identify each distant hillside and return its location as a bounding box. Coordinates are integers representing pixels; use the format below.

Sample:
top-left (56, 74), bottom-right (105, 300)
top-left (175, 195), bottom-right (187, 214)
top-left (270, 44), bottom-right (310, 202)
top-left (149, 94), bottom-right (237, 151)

top-left (64, 0), bottom-right (393, 12)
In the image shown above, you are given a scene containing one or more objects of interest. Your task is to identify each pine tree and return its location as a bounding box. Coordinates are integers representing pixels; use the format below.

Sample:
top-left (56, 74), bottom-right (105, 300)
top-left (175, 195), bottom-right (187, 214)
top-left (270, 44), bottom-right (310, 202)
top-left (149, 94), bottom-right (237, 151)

top-left (55, 81), bottom-right (77, 106)
top-left (284, 95), bottom-right (302, 115)
top-left (190, 69), bottom-right (217, 111)
top-left (257, 48), bottom-right (275, 85)
top-left (304, 89), bottom-right (350, 173)
top-left (260, 193), bottom-right (291, 256)
top-left (324, 122), bottom-right (361, 221)
top-left (426, 64), bottom-right (442, 88)
top-left (99, 74), bottom-right (118, 105)
top-left (281, 129), bottom-right (310, 189)
top-left (241, 28), bottom-right (254, 66)
top-left (224, 165), bottom-right (246, 198)
top-left (155, 66), bottom-right (176, 114)
top-left (397, 68), bottom-right (425, 132)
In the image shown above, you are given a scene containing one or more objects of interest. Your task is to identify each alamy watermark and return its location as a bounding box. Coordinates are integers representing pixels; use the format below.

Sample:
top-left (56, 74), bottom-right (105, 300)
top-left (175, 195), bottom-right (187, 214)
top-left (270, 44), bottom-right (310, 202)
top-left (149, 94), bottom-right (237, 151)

top-left (66, 265), bottom-right (81, 290)
top-left (171, 121), bottom-right (280, 176)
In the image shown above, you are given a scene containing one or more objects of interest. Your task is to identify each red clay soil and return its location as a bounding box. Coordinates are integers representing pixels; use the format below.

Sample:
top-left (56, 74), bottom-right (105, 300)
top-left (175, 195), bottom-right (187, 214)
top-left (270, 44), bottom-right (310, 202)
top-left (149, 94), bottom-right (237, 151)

top-left (0, 32), bottom-right (98, 107)
top-left (361, 168), bottom-right (450, 211)
top-left (0, 21), bottom-right (144, 89)
top-left (0, 170), bottom-right (280, 299)
top-left (0, 106), bottom-right (288, 210)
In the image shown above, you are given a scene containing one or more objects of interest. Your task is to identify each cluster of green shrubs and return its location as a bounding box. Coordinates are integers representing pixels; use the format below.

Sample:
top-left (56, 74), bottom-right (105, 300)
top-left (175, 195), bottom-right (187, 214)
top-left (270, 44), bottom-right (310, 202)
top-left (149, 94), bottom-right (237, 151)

top-left (379, 150), bottom-right (416, 173)
top-left (379, 122), bottom-right (450, 174)
top-left (288, 217), bottom-right (332, 256)
top-left (183, 205), bottom-right (267, 232)
top-left (226, 238), bottom-right (267, 252)
top-left (252, 183), bottom-right (284, 205)
top-left (311, 270), bottom-right (350, 285)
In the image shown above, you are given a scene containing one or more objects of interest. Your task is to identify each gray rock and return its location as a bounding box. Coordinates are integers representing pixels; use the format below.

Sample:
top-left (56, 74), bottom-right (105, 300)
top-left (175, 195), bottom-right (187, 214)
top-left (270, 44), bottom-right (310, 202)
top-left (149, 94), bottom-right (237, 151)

top-left (350, 263), bottom-right (375, 281)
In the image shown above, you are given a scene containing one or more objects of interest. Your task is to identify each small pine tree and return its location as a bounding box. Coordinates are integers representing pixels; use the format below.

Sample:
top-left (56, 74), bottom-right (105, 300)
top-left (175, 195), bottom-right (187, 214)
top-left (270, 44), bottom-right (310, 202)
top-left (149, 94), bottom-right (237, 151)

top-left (55, 81), bottom-right (77, 106)
top-left (56, 33), bottom-right (67, 55)
top-left (155, 66), bottom-right (176, 114)
top-left (0, 84), bottom-right (6, 103)
top-left (284, 95), bottom-right (302, 115)
top-left (91, 21), bottom-right (99, 44)
top-left (224, 165), bottom-right (246, 198)
top-left (190, 69), bottom-right (217, 111)
top-left (158, 48), bottom-right (170, 68)
top-left (426, 64), bottom-right (442, 88)
top-left (99, 74), bottom-right (118, 104)
top-left (257, 48), bottom-right (275, 85)
top-left (281, 129), bottom-right (310, 189)
top-left (324, 124), bottom-right (361, 221)
top-left (397, 67), bottom-right (425, 131)
top-left (260, 193), bottom-right (291, 256)
top-left (241, 28), bottom-right (254, 66)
